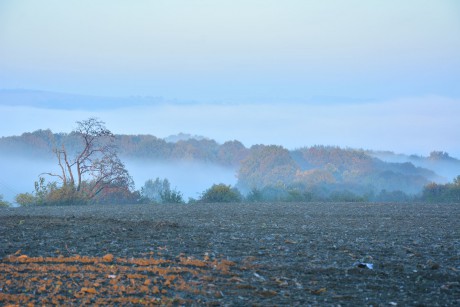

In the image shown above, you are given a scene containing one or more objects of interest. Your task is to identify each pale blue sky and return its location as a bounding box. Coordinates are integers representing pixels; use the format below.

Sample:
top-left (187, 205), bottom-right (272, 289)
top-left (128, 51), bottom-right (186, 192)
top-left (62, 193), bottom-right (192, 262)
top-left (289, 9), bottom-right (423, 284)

top-left (1, 0), bottom-right (459, 101)
top-left (0, 1), bottom-right (459, 157)
top-left (1, 1), bottom-right (460, 200)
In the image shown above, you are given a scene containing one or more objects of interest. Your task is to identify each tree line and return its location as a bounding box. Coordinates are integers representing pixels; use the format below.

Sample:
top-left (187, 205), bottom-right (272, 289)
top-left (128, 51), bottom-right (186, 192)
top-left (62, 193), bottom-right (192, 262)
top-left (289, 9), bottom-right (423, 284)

top-left (0, 118), bottom-right (459, 206)
top-left (5, 118), bottom-right (242, 206)
top-left (4, 176), bottom-right (460, 207)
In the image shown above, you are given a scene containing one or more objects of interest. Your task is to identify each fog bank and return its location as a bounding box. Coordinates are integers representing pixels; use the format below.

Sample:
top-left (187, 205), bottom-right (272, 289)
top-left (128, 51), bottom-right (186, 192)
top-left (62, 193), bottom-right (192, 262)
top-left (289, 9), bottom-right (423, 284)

top-left (0, 96), bottom-right (458, 158)
top-left (0, 155), bottom-right (237, 203)
top-left (0, 156), bottom-right (55, 203)
top-left (124, 160), bottom-right (237, 200)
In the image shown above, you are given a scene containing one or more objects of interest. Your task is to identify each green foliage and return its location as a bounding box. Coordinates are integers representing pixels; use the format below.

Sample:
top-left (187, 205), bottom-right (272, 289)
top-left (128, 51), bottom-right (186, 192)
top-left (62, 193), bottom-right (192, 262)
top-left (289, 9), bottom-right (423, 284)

top-left (248, 185), bottom-right (290, 202)
top-left (187, 197), bottom-right (198, 204)
top-left (421, 176), bottom-right (460, 203)
top-left (16, 177), bottom-right (141, 206)
top-left (244, 181), bottom-right (416, 203)
top-left (29, 177), bottom-right (87, 206)
top-left (141, 178), bottom-right (170, 203)
top-left (286, 189), bottom-right (314, 202)
top-left (245, 185), bottom-right (313, 202)
top-left (245, 188), bottom-right (264, 202)
top-left (34, 177), bottom-right (52, 204)
top-left (200, 184), bottom-right (242, 203)
top-left (329, 190), bottom-right (366, 202)
top-left (0, 194), bottom-right (10, 207)
top-left (374, 189), bottom-right (412, 202)
top-left (15, 193), bottom-right (36, 207)
top-left (46, 184), bottom-right (87, 206)
top-left (141, 178), bottom-right (184, 204)
top-left (160, 189), bottom-right (184, 204)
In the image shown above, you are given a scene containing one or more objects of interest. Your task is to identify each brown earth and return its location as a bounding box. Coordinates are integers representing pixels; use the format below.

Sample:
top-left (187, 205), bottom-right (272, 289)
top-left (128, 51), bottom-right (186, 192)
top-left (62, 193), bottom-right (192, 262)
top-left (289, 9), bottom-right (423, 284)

top-left (1, 202), bottom-right (459, 306)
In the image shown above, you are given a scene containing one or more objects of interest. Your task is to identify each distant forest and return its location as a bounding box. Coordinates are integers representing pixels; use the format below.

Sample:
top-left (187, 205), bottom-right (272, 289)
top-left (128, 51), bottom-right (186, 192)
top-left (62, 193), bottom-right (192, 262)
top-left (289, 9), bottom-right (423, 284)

top-left (1, 129), bottom-right (459, 204)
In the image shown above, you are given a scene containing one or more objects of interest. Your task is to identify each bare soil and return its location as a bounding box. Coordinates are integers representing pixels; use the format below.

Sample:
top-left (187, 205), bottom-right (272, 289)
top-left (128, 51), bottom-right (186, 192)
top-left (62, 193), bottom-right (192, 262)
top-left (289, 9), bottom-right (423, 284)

top-left (1, 202), bottom-right (459, 306)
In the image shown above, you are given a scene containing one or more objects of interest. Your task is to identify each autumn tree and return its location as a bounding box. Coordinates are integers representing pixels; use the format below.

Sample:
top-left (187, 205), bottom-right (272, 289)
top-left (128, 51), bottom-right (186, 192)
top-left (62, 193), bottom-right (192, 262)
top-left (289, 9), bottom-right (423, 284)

top-left (237, 145), bottom-right (298, 191)
top-left (217, 140), bottom-right (249, 167)
top-left (422, 175), bottom-right (460, 203)
top-left (42, 118), bottom-right (133, 204)
top-left (199, 184), bottom-right (242, 203)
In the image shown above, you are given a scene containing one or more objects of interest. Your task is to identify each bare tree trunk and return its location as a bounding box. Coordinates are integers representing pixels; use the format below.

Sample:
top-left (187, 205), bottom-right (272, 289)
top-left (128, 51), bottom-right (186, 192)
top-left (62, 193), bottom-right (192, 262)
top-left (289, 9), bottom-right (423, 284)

top-left (76, 161), bottom-right (82, 191)
top-left (54, 148), bottom-right (67, 185)
top-left (62, 147), bottom-right (75, 186)
top-left (42, 118), bottom-right (133, 204)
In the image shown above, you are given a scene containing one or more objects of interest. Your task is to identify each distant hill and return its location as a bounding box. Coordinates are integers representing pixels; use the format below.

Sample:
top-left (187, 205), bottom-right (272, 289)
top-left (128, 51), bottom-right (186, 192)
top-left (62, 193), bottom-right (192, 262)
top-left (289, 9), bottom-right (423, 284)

top-left (0, 130), bottom-right (247, 168)
top-left (164, 133), bottom-right (209, 143)
top-left (368, 150), bottom-right (460, 183)
top-left (238, 145), bottom-right (442, 196)
top-left (1, 130), bottom-right (458, 199)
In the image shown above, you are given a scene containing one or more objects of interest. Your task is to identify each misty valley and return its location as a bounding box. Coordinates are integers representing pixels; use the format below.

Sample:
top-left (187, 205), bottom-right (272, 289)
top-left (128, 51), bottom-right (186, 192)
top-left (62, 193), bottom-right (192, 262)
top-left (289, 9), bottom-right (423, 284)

top-left (2, 1), bottom-right (459, 304)
top-left (0, 119), bottom-right (459, 207)
top-left (0, 122), bottom-right (458, 305)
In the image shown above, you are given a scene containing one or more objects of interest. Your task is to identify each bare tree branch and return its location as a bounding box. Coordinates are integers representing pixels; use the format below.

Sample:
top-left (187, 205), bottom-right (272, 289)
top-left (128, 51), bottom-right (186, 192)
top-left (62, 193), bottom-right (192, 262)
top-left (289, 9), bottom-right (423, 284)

top-left (40, 172), bottom-right (64, 181)
top-left (53, 147), bottom-right (67, 185)
top-left (42, 117), bottom-right (133, 204)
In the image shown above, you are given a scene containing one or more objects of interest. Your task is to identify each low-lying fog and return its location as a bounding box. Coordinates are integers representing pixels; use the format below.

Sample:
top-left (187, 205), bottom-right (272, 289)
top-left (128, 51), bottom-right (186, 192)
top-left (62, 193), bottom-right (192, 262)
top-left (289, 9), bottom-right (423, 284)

top-left (1, 96), bottom-right (459, 157)
top-left (0, 156), bottom-right (56, 203)
top-left (370, 153), bottom-right (460, 183)
top-left (0, 156), bottom-right (236, 203)
top-left (124, 160), bottom-right (236, 200)
top-left (1, 95), bottom-right (459, 203)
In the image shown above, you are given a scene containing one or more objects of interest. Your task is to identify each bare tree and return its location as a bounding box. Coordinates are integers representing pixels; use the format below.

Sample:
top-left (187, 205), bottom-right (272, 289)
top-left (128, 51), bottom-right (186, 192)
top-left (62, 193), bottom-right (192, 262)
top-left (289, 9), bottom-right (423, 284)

top-left (42, 118), bottom-right (133, 201)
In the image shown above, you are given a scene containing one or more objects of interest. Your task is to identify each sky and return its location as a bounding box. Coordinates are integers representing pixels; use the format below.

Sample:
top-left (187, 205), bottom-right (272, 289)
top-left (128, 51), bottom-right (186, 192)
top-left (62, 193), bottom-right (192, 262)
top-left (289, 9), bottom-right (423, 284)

top-left (0, 1), bottom-right (459, 155)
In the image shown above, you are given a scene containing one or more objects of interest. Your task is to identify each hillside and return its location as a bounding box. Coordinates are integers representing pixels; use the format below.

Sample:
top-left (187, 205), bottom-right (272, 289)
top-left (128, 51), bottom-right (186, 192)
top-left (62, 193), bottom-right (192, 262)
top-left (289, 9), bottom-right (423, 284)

top-left (1, 129), bottom-right (458, 202)
top-left (368, 150), bottom-right (460, 182)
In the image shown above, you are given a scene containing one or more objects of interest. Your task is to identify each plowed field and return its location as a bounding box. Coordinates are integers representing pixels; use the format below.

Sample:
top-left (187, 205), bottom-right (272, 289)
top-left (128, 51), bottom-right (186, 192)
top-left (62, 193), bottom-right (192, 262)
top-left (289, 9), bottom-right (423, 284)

top-left (1, 202), bottom-right (459, 305)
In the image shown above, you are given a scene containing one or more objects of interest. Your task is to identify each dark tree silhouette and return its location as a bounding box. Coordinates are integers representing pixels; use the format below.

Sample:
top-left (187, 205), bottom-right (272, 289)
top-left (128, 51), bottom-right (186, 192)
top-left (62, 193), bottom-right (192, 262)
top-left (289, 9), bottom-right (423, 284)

top-left (43, 118), bottom-right (133, 201)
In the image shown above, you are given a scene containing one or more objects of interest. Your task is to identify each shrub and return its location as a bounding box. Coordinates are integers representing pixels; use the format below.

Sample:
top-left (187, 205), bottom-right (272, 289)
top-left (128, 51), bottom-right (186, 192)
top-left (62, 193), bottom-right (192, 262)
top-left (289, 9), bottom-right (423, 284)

top-left (141, 178), bottom-right (184, 204)
top-left (200, 184), bottom-right (242, 203)
top-left (329, 190), bottom-right (365, 202)
top-left (246, 188), bottom-right (264, 202)
top-left (375, 189), bottom-right (412, 202)
top-left (245, 185), bottom-right (314, 202)
top-left (91, 184), bottom-right (140, 205)
top-left (160, 189), bottom-right (184, 204)
top-left (17, 177), bottom-right (140, 206)
top-left (422, 177), bottom-right (460, 203)
top-left (0, 194), bottom-right (10, 207)
top-left (15, 193), bottom-right (37, 206)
